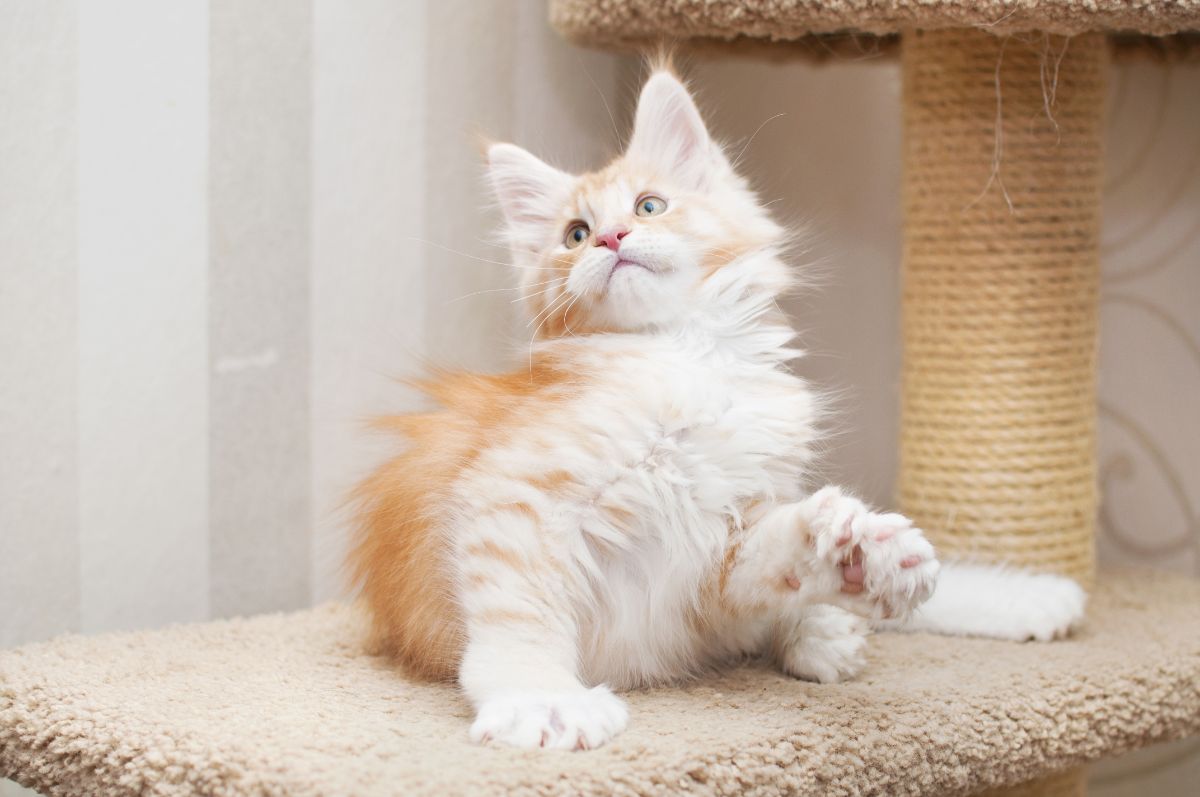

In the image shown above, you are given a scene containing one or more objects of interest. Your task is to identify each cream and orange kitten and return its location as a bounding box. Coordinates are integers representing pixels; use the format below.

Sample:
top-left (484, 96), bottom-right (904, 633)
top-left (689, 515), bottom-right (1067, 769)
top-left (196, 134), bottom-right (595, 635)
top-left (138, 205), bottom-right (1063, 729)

top-left (350, 68), bottom-right (1086, 751)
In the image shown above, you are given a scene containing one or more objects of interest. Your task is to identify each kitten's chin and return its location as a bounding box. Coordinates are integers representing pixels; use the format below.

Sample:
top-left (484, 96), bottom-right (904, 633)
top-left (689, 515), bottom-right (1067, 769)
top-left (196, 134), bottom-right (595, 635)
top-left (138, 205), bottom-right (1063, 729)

top-left (610, 258), bottom-right (650, 276)
top-left (594, 267), bottom-right (692, 331)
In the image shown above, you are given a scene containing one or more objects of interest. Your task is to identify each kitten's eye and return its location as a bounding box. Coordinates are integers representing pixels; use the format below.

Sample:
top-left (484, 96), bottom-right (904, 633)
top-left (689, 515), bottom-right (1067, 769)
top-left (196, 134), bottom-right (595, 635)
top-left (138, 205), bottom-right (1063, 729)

top-left (635, 195), bottom-right (667, 217)
top-left (563, 222), bottom-right (589, 249)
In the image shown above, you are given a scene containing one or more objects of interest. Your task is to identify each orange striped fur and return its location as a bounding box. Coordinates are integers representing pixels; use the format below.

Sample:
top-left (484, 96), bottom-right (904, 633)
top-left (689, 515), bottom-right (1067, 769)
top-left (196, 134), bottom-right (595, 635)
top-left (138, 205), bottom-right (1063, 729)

top-left (348, 359), bottom-right (575, 680)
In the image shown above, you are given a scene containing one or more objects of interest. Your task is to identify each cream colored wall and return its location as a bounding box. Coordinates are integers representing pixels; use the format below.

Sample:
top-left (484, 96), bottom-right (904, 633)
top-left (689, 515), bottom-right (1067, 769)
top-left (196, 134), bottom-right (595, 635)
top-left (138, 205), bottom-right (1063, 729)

top-left (1, 1), bottom-right (1197, 794)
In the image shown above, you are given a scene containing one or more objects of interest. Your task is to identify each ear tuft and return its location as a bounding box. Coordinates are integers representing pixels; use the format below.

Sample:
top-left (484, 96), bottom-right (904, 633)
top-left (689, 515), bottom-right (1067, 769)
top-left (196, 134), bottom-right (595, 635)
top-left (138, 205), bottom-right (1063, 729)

top-left (626, 71), bottom-right (715, 182)
top-left (487, 143), bottom-right (573, 239)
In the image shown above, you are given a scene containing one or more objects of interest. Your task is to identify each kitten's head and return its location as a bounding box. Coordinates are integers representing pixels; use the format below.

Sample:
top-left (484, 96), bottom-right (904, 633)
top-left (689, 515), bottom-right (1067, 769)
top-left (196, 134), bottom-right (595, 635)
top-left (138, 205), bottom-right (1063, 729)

top-left (487, 68), bottom-right (784, 337)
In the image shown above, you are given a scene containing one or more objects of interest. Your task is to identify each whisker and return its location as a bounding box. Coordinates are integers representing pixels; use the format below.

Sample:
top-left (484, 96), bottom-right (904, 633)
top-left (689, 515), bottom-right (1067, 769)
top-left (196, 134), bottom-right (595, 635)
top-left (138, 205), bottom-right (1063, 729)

top-left (471, 236), bottom-right (516, 251)
top-left (530, 293), bottom-right (571, 335)
top-left (511, 280), bottom-right (566, 304)
top-left (527, 291), bottom-right (576, 375)
top-left (526, 288), bottom-right (574, 329)
top-left (405, 237), bottom-right (566, 271)
top-left (443, 286), bottom-right (520, 305)
top-left (445, 277), bottom-right (565, 306)
top-left (560, 293), bottom-right (583, 339)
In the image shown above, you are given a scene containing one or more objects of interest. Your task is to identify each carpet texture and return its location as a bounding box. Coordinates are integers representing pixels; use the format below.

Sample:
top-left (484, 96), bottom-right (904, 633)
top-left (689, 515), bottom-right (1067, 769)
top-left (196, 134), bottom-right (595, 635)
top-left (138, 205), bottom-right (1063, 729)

top-left (549, 0), bottom-right (1200, 62)
top-left (549, 0), bottom-right (1200, 45)
top-left (2, 572), bottom-right (1198, 797)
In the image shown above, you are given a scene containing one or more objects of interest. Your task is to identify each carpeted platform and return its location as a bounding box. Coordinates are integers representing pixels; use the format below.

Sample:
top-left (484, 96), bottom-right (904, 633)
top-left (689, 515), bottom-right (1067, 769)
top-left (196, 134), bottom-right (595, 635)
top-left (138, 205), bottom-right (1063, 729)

top-left (2, 572), bottom-right (1198, 797)
top-left (549, 0), bottom-right (1200, 45)
top-left (549, 0), bottom-right (1200, 63)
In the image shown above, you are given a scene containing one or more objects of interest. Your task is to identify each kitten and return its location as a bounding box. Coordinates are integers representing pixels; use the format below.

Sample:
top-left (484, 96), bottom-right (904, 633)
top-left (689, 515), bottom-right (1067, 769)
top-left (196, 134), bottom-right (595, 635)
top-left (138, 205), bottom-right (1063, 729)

top-left (349, 67), bottom-right (1086, 751)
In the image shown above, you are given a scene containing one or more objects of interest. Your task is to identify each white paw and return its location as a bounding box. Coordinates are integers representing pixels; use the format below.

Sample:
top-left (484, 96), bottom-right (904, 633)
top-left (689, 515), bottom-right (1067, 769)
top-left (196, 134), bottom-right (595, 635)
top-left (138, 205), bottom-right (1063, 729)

top-left (780, 605), bottom-right (869, 684)
top-left (804, 487), bottom-right (940, 621)
top-left (469, 686), bottom-right (628, 751)
top-left (1018, 573), bottom-right (1088, 641)
top-left (966, 569), bottom-right (1087, 641)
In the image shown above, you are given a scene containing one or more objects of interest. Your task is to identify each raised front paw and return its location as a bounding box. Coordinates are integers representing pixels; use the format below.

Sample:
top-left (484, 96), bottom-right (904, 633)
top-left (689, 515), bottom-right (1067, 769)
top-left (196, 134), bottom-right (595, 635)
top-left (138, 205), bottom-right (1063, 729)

top-left (469, 686), bottom-right (628, 751)
top-left (800, 486), bottom-right (940, 621)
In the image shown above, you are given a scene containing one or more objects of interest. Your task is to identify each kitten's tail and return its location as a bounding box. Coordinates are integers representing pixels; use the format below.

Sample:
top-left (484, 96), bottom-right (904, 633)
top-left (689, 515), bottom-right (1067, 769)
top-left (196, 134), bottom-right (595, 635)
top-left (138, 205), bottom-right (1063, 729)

top-left (886, 562), bottom-right (1088, 641)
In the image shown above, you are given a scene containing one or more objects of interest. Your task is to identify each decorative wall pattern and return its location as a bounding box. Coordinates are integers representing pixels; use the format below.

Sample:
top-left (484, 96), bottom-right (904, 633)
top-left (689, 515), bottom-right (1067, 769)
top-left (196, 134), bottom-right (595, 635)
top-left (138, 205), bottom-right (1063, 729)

top-left (1096, 63), bottom-right (1200, 578)
top-left (1091, 61), bottom-right (1200, 797)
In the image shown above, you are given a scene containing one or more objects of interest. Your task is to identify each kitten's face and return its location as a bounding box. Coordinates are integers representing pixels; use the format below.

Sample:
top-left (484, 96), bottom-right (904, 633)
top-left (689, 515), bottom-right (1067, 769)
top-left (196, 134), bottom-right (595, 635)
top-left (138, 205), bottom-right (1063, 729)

top-left (488, 71), bottom-right (782, 337)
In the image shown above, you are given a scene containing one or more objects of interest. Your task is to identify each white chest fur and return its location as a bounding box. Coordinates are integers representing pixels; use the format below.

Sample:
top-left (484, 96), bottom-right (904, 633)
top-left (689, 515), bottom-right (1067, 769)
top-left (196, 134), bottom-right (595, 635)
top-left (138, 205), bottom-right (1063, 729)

top-left (557, 332), bottom-right (818, 686)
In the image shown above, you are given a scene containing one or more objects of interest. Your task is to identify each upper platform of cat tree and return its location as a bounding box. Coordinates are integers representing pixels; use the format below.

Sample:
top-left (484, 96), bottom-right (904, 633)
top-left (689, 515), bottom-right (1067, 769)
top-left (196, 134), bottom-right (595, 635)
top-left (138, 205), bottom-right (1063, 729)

top-left (550, 0), bottom-right (1200, 59)
top-left (2, 571), bottom-right (1198, 796)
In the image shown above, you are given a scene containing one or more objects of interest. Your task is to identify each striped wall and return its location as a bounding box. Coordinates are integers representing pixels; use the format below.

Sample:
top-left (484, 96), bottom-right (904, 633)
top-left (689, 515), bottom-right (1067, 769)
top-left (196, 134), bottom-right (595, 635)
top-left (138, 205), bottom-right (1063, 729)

top-left (1, 3), bottom-right (1197, 794)
top-left (0, 0), bottom-right (626, 643)
top-left (1, 0), bottom-right (80, 647)
top-left (76, 0), bottom-right (211, 633)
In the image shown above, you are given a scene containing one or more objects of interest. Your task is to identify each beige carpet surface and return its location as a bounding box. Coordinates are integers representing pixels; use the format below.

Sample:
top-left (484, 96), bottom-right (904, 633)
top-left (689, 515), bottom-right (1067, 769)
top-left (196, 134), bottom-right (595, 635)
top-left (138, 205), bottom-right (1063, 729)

top-left (550, 0), bottom-right (1200, 47)
top-left (3, 572), bottom-right (1199, 797)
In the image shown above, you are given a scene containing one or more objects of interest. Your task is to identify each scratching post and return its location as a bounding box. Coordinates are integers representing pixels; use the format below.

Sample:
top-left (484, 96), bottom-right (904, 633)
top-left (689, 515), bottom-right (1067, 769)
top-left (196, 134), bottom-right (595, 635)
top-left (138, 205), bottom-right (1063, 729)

top-left (899, 29), bottom-right (1106, 587)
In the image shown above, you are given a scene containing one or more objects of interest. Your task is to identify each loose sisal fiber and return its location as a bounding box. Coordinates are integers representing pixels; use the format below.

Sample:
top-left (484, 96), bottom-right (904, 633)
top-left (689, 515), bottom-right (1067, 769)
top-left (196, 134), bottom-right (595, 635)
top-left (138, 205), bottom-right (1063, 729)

top-left (899, 29), bottom-right (1106, 588)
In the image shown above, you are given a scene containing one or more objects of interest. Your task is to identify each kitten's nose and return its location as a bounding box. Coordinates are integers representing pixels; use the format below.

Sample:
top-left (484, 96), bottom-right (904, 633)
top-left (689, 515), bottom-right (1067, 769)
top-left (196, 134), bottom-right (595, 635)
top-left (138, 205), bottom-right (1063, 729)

top-left (594, 226), bottom-right (629, 251)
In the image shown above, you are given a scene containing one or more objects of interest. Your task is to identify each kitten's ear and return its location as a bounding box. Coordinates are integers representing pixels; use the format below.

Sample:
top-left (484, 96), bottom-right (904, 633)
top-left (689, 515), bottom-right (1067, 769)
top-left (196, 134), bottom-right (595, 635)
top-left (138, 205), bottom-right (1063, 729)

top-left (626, 71), bottom-right (718, 184)
top-left (487, 143), bottom-right (573, 243)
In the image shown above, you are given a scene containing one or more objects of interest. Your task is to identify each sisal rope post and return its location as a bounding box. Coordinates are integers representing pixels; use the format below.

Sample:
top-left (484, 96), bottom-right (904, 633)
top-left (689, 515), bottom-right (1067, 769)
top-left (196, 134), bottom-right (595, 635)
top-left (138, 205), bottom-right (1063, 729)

top-left (899, 28), bottom-right (1106, 587)
top-left (899, 28), bottom-right (1107, 797)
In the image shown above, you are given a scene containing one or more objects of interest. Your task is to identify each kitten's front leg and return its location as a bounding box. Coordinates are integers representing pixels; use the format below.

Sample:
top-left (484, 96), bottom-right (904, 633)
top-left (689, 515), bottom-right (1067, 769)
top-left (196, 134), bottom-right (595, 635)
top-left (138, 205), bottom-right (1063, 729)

top-left (788, 487), bottom-right (940, 621)
top-left (726, 491), bottom-right (937, 683)
top-left (724, 504), bottom-right (875, 683)
top-left (729, 490), bottom-right (939, 625)
top-left (457, 510), bottom-right (626, 751)
top-left (461, 630), bottom-right (627, 751)
top-left (772, 604), bottom-right (870, 684)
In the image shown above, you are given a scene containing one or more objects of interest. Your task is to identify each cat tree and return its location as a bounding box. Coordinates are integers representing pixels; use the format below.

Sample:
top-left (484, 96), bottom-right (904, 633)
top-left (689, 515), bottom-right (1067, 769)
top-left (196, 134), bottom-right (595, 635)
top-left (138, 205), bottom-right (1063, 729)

top-left (547, 1), bottom-right (1200, 794)
top-left (3, 5), bottom-right (1200, 796)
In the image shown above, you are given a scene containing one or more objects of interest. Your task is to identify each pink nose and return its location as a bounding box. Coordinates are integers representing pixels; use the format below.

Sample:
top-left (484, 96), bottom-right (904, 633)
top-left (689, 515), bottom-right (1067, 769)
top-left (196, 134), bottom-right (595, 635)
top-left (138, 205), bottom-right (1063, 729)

top-left (594, 226), bottom-right (629, 251)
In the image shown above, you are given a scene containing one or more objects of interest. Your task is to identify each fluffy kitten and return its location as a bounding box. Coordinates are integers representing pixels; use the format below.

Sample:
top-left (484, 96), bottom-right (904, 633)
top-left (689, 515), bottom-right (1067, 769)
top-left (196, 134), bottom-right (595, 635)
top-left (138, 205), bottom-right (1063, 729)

top-left (350, 67), bottom-right (1086, 751)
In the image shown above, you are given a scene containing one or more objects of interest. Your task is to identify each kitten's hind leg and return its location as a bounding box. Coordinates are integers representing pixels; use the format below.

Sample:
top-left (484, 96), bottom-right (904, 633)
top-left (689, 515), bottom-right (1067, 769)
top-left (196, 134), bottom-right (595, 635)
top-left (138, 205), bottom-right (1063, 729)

top-left (457, 508), bottom-right (626, 751)
top-left (884, 562), bottom-right (1086, 641)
